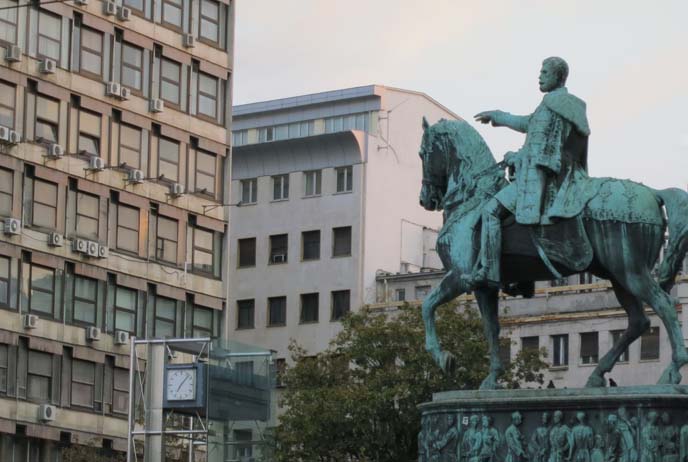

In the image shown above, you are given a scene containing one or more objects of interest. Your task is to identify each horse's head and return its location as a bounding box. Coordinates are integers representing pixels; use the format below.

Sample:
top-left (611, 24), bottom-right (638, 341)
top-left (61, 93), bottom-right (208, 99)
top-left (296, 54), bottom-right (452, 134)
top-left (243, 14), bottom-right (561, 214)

top-left (419, 117), bottom-right (448, 211)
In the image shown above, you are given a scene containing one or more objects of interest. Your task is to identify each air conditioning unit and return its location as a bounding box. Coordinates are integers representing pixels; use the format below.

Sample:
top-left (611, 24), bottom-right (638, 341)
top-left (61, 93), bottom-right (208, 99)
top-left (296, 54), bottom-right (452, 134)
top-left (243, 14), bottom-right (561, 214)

top-left (0, 126), bottom-right (19, 145)
top-left (168, 183), bottom-right (185, 197)
top-left (128, 169), bottom-right (145, 184)
top-left (46, 143), bottom-right (64, 159)
top-left (22, 314), bottom-right (39, 329)
top-left (117, 6), bottom-right (131, 20)
top-left (3, 218), bottom-right (20, 235)
top-left (272, 254), bottom-right (286, 264)
top-left (114, 330), bottom-right (129, 345)
top-left (150, 98), bottom-right (164, 113)
top-left (87, 156), bottom-right (106, 171)
top-left (8, 130), bottom-right (20, 144)
top-left (182, 33), bottom-right (195, 48)
top-left (39, 58), bottom-right (56, 74)
top-left (4, 45), bottom-right (21, 63)
top-left (86, 240), bottom-right (99, 257)
top-left (47, 232), bottom-right (63, 247)
top-left (72, 237), bottom-right (88, 253)
top-left (38, 404), bottom-right (56, 422)
top-left (104, 0), bottom-right (117, 15)
top-left (97, 244), bottom-right (108, 259)
top-left (119, 86), bottom-right (131, 100)
top-left (85, 326), bottom-right (101, 341)
top-left (105, 81), bottom-right (121, 97)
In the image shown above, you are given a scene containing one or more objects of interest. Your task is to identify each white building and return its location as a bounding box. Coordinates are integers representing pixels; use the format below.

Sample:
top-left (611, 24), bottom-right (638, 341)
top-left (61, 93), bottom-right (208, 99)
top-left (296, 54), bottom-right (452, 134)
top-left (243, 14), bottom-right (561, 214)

top-left (228, 85), bottom-right (455, 362)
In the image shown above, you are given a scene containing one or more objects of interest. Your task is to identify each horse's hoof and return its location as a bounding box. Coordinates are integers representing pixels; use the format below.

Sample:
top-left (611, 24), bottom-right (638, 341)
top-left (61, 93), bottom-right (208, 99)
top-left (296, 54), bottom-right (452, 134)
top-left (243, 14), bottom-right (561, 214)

top-left (658, 364), bottom-right (682, 385)
top-left (440, 351), bottom-right (457, 374)
top-left (585, 374), bottom-right (606, 388)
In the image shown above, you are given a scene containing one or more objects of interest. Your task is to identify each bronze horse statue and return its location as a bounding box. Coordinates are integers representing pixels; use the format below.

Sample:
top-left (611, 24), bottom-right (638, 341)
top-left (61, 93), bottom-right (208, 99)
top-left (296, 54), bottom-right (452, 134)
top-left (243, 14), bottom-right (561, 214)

top-left (418, 117), bottom-right (688, 389)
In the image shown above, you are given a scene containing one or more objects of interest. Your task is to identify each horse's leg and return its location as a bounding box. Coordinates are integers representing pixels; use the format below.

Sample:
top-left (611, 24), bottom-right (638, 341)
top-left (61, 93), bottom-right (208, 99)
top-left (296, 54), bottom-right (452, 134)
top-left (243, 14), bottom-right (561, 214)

top-left (474, 287), bottom-right (503, 389)
top-left (586, 279), bottom-right (649, 387)
top-left (422, 270), bottom-right (467, 373)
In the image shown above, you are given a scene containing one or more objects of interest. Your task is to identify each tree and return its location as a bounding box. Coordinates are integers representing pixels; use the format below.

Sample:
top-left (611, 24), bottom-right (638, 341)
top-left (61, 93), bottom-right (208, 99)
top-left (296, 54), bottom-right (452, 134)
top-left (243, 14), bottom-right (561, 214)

top-left (275, 303), bottom-right (548, 462)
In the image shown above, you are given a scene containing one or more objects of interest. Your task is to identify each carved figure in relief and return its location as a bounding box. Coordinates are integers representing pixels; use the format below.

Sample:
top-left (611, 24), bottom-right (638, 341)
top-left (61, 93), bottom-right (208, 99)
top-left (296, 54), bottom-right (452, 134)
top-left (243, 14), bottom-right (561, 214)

top-left (479, 415), bottom-right (501, 462)
top-left (434, 414), bottom-right (461, 460)
top-left (505, 412), bottom-right (528, 462)
top-left (660, 412), bottom-right (679, 462)
top-left (549, 411), bottom-right (572, 462)
top-left (592, 435), bottom-right (605, 462)
top-left (570, 411), bottom-right (594, 462)
top-left (530, 412), bottom-right (551, 462)
top-left (618, 407), bottom-right (639, 462)
top-left (642, 412), bottom-right (661, 462)
top-left (462, 415), bottom-right (483, 462)
top-left (679, 414), bottom-right (688, 462)
top-left (606, 414), bottom-right (623, 462)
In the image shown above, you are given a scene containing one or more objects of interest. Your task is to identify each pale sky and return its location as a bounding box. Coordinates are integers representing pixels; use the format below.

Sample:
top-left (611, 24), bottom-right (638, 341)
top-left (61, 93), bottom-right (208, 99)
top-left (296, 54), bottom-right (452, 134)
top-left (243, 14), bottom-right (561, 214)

top-left (233, 0), bottom-right (688, 190)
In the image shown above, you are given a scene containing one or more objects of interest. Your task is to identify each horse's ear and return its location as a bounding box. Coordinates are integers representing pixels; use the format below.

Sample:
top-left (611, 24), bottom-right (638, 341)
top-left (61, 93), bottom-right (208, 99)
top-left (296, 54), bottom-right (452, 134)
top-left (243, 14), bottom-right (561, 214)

top-left (422, 116), bottom-right (429, 131)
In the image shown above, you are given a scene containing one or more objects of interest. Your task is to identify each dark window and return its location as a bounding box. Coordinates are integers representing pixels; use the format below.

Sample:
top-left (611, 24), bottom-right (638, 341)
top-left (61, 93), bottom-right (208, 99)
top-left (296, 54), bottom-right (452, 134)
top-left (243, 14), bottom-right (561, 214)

top-left (336, 166), bottom-right (353, 193)
top-left (0, 0), bottom-right (18, 45)
top-left (274, 358), bottom-right (286, 388)
top-left (120, 124), bottom-right (142, 170)
top-left (73, 276), bottom-right (98, 326)
top-left (192, 226), bottom-right (219, 276)
top-left (0, 167), bottom-right (13, 217)
top-left (192, 305), bottom-right (213, 337)
top-left (113, 368), bottom-right (129, 414)
top-left (76, 191), bottom-right (99, 240)
top-left (155, 215), bottom-right (179, 264)
top-left (640, 326), bottom-right (660, 360)
top-left (0, 256), bottom-right (9, 306)
top-left (199, 0), bottom-right (220, 43)
top-left (37, 11), bottom-right (61, 62)
top-left (80, 27), bottom-right (103, 77)
top-left (241, 178), bottom-right (257, 204)
top-left (302, 230), bottom-right (320, 260)
top-left (331, 290), bottom-right (350, 321)
top-left (272, 174), bottom-right (289, 201)
top-left (238, 238), bottom-right (256, 267)
top-left (35, 94), bottom-right (59, 143)
top-left (332, 226), bottom-right (352, 257)
top-left (521, 336), bottom-right (539, 352)
top-left (552, 334), bottom-right (569, 366)
top-left (268, 296), bottom-right (286, 326)
top-left (160, 58), bottom-right (181, 106)
top-left (71, 359), bottom-right (95, 408)
top-left (162, 0), bottom-right (182, 29)
top-left (499, 338), bottom-right (512, 366)
top-left (300, 293), bottom-right (318, 323)
top-left (269, 234), bottom-right (288, 264)
top-left (237, 299), bottom-right (254, 329)
top-left (610, 330), bottom-right (629, 362)
top-left (195, 150), bottom-right (216, 195)
top-left (0, 81), bottom-right (15, 129)
top-left (0, 344), bottom-right (8, 393)
top-left (197, 73), bottom-right (218, 119)
top-left (114, 286), bottom-right (137, 334)
top-left (580, 332), bottom-right (599, 364)
top-left (154, 295), bottom-right (176, 337)
top-left (32, 178), bottom-right (58, 229)
top-left (395, 288), bottom-right (406, 302)
top-left (116, 204), bottom-right (139, 254)
top-left (78, 109), bottom-right (101, 156)
top-left (304, 170), bottom-right (321, 196)
top-left (121, 43), bottom-right (143, 91)
top-left (158, 137), bottom-right (180, 182)
top-left (414, 285), bottom-right (431, 300)
top-left (30, 265), bottom-right (55, 316)
top-left (27, 350), bottom-right (52, 401)
top-left (234, 430), bottom-right (253, 459)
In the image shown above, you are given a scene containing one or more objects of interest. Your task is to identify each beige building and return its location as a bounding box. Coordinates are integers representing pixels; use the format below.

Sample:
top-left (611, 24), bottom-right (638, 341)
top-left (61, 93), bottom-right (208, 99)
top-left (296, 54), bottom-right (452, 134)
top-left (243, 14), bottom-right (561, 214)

top-left (0, 0), bottom-right (234, 458)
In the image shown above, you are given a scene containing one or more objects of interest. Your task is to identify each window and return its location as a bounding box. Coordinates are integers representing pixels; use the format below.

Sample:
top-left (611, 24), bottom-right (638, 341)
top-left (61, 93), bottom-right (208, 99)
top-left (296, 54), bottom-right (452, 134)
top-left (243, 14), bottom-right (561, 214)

top-left (269, 234), bottom-right (288, 264)
top-left (192, 226), bottom-right (219, 276)
top-left (0, 256), bottom-right (9, 306)
top-left (35, 95), bottom-right (59, 143)
top-left (27, 350), bottom-right (52, 401)
top-left (331, 290), bottom-right (350, 321)
top-left (336, 166), bottom-right (353, 193)
top-left (237, 299), bottom-right (254, 329)
top-left (160, 58), bottom-right (181, 106)
top-left (0, 0), bottom-right (18, 45)
top-left (274, 125), bottom-right (288, 140)
top-left (238, 238), bottom-right (256, 268)
top-left (395, 288), bottom-right (406, 302)
top-left (114, 286), bottom-right (137, 334)
top-left (37, 11), bottom-right (61, 62)
top-left (154, 295), bottom-right (176, 337)
top-left (195, 150), bottom-right (216, 195)
top-left (332, 226), bottom-right (352, 257)
top-left (272, 174), bottom-right (289, 201)
top-left (80, 27), bottom-right (103, 77)
top-left (123, 0), bottom-right (144, 13)
top-left (303, 170), bottom-right (321, 197)
top-left (640, 326), bottom-right (660, 360)
top-left (116, 204), bottom-right (139, 254)
top-left (71, 359), bottom-right (95, 408)
top-left (119, 124), bottom-right (142, 170)
top-left (113, 368), bottom-right (129, 414)
top-left (258, 127), bottom-right (273, 143)
top-left (76, 191), bottom-right (99, 240)
top-left (552, 334), bottom-right (569, 366)
top-left (268, 296), bottom-right (286, 326)
top-left (234, 430), bottom-right (253, 459)
top-left (274, 358), bottom-right (286, 388)
top-left (499, 339), bottom-right (512, 366)
top-left (0, 168), bottom-right (12, 217)
top-left (32, 178), bottom-right (58, 229)
top-left (0, 81), bottom-right (15, 129)
top-left (521, 336), bottom-right (539, 352)
top-left (288, 121), bottom-right (313, 138)
top-left (232, 130), bottom-right (247, 147)
top-left (197, 73), bottom-right (218, 119)
top-left (610, 330), bottom-right (629, 362)
top-left (580, 332), bottom-right (599, 364)
top-left (121, 43), bottom-right (143, 91)
top-left (73, 276), bottom-right (98, 326)
top-left (325, 113), bottom-right (368, 133)
top-left (0, 344), bottom-right (7, 393)
top-left (30, 265), bottom-right (55, 316)
top-left (158, 137), bottom-right (180, 182)
top-left (302, 230), bottom-right (320, 261)
top-left (161, 0), bottom-right (182, 28)
top-left (415, 285), bottom-right (431, 300)
top-left (155, 215), bottom-right (179, 264)
top-left (240, 178), bottom-right (257, 204)
top-left (199, 0), bottom-right (220, 43)
top-left (78, 109), bottom-right (101, 156)
top-left (192, 305), bottom-right (213, 337)
top-left (300, 293), bottom-right (318, 323)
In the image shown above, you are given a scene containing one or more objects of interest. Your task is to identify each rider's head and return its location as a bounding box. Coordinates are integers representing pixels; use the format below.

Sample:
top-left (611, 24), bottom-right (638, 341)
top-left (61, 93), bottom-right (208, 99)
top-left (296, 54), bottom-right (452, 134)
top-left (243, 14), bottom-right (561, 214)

top-left (539, 57), bottom-right (568, 92)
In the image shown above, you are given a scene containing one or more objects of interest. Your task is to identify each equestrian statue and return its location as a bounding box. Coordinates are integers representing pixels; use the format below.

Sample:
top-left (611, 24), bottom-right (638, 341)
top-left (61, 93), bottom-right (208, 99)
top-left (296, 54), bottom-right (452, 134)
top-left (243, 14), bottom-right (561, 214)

top-left (418, 56), bottom-right (688, 389)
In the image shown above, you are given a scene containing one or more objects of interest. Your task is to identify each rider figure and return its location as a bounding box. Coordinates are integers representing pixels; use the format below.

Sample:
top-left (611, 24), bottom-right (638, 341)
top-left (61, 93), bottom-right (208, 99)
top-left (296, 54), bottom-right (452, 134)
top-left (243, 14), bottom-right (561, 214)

top-left (470, 56), bottom-right (591, 288)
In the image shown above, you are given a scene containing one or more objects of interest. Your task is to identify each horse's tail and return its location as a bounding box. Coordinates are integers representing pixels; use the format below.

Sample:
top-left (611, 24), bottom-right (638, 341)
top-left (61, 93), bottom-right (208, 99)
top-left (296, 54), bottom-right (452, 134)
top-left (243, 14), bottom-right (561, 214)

top-left (655, 188), bottom-right (688, 292)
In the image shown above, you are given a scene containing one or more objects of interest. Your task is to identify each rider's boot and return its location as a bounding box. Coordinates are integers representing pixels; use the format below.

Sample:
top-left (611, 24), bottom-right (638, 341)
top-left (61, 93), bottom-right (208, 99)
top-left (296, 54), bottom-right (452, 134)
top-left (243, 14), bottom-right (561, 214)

top-left (464, 206), bottom-right (502, 290)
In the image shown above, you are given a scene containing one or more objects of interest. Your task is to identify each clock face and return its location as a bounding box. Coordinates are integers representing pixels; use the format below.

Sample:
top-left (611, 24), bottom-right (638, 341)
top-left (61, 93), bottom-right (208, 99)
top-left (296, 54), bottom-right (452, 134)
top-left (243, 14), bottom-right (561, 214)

top-left (166, 368), bottom-right (196, 401)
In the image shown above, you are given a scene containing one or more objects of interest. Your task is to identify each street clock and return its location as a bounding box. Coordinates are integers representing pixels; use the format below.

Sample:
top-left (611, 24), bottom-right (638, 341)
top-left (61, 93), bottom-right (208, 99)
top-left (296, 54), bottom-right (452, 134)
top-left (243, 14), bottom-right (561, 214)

top-left (163, 363), bottom-right (207, 414)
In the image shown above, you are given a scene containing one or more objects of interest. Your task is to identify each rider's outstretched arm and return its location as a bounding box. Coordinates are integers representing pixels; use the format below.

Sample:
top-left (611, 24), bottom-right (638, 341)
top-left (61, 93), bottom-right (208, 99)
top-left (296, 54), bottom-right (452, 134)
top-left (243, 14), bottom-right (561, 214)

top-left (491, 112), bottom-right (530, 133)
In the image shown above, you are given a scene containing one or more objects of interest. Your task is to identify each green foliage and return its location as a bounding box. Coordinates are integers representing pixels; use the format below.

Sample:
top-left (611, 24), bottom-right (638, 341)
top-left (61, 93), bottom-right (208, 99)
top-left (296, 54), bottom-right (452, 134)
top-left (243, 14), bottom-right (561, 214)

top-left (275, 303), bottom-right (547, 461)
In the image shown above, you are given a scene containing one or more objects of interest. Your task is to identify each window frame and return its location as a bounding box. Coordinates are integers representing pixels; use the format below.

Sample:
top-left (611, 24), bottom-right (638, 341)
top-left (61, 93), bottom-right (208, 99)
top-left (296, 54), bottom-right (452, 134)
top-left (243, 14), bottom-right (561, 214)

top-left (0, 255), bottom-right (10, 308)
top-left (332, 226), bottom-right (352, 258)
top-left (303, 170), bottom-right (322, 197)
top-left (272, 174), bottom-right (289, 201)
top-left (114, 286), bottom-right (137, 335)
top-left (153, 295), bottom-right (177, 338)
top-left (36, 10), bottom-right (61, 63)
top-left (236, 299), bottom-right (254, 330)
top-left (119, 123), bottom-right (143, 170)
top-left (237, 237), bottom-right (256, 268)
top-left (31, 178), bottom-right (58, 230)
top-left (34, 93), bottom-right (59, 144)
top-left (191, 225), bottom-right (217, 277)
top-left (198, 0), bottom-right (220, 46)
top-left (551, 334), bottom-right (569, 367)
top-left (580, 331), bottom-right (599, 365)
top-left (157, 136), bottom-right (180, 183)
top-left (640, 326), bottom-right (660, 361)
top-left (113, 367), bottom-right (129, 415)
top-left (331, 290), bottom-right (350, 321)
top-left (267, 296), bottom-right (286, 327)
top-left (160, 57), bottom-right (182, 109)
top-left (0, 80), bottom-right (16, 130)
top-left (79, 26), bottom-right (104, 80)
top-left (335, 166), bottom-right (353, 193)
top-left (27, 350), bottom-right (53, 403)
top-left (154, 214), bottom-right (179, 265)
top-left (161, 0), bottom-right (183, 31)
top-left (301, 230), bottom-right (320, 261)
top-left (195, 149), bottom-right (217, 196)
top-left (240, 178), bottom-right (257, 204)
top-left (0, 0), bottom-right (19, 46)
top-left (121, 42), bottom-right (144, 94)
top-left (75, 190), bottom-right (100, 241)
top-left (72, 275), bottom-right (99, 327)
top-left (610, 330), bottom-right (629, 363)
top-left (77, 108), bottom-right (102, 157)
top-left (0, 343), bottom-right (8, 394)
top-left (196, 72), bottom-right (219, 122)
top-left (299, 292), bottom-right (319, 324)
top-left (70, 359), bottom-right (96, 409)
top-left (115, 203), bottom-right (140, 255)
top-left (0, 167), bottom-right (13, 219)
top-left (191, 305), bottom-right (214, 337)
top-left (269, 234), bottom-right (288, 265)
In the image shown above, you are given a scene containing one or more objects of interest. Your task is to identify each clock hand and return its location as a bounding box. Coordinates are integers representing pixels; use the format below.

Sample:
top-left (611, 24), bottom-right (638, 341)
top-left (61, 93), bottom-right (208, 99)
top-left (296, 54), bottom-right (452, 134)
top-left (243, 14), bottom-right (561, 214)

top-left (176, 375), bottom-right (189, 393)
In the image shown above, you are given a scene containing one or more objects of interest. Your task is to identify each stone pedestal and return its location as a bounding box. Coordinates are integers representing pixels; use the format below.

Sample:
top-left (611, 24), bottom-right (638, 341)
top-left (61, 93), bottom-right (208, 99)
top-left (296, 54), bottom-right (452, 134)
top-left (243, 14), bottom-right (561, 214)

top-left (419, 386), bottom-right (688, 462)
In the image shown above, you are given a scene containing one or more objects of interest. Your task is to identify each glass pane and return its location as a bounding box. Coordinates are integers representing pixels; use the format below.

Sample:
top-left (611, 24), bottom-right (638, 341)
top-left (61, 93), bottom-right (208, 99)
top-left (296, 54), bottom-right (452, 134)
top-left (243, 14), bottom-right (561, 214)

top-left (0, 81), bottom-right (14, 106)
top-left (39, 12), bottom-right (61, 40)
top-left (34, 180), bottom-right (57, 206)
top-left (76, 216), bottom-right (98, 239)
top-left (81, 49), bottom-right (102, 75)
top-left (28, 351), bottom-right (52, 374)
top-left (31, 266), bottom-right (54, 291)
top-left (115, 310), bottom-right (135, 332)
top-left (163, 2), bottom-right (182, 26)
top-left (193, 249), bottom-right (212, 271)
top-left (161, 59), bottom-right (180, 81)
top-left (118, 204), bottom-right (139, 229)
top-left (78, 192), bottom-right (99, 218)
top-left (114, 390), bottom-right (129, 413)
top-left (124, 0), bottom-right (143, 11)
top-left (199, 74), bottom-right (217, 96)
top-left (36, 96), bottom-right (59, 123)
top-left (156, 297), bottom-right (176, 320)
top-left (0, 194), bottom-right (10, 217)
top-left (30, 290), bottom-right (53, 313)
top-left (194, 228), bottom-right (213, 250)
top-left (194, 307), bottom-right (212, 329)
top-left (0, 169), bottom-right (11, 194)
top-left (35, 120), bottom-right (57, 143)
top-left (196, 172), bottom-right (215, 194)
top-left (78, 135), bottom-right (99, 156)
top-left (79, 111), bottom-right (101, 137)
top-left (116, 287), bottom-right (136, 310)
top-left (33, 203), bottom-right (56, 229)
top-left (200, 19), bottom-right (218, 42)
top-left (114, 368), bottom-right (129, 390)
top-left (0, 24), bottom-right (16, 45)
top-left (159, 159), bottom-right (179, 181)
top-left (122, 69), bottom-right (142, 91)
top-left (81, 28), bottom-right (102, 52)
top-left (38, 36), bottom-right (60, 61)
top-left (73, 360), bottom-right (95, 382)
top-left (159, 138), bottom-right (179, 162)
top-left (0, 256), bottom-right (8, 278)
top-left (120, 125), bottom-right (142, 150)
top-left (199, 94), bottom-right (216, 118)
top-left (122, 43), bottom-right (142, 67)
top-left (200, 0), bottom-right (218, 19)
top-left (0, 107), bottom-right (13, 129)
top-left (117, 228), bottom-right (138, 253)
top-left (157, 216), bottom-right (178, 240)
top-left (197, 151), bottom-right (216, 172)
top-left (75, 276), bottom-right (97, 300)
top-left (28, 376), bottom-right (50, 400)
top-left (155, 319), bottom-right (174, 337)
top-left (161, 81), bottom-right (180, 104)
top-left (71, 382), bottom-right (94, 407)
top-left (74, 300), bottom-right (96, 324)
